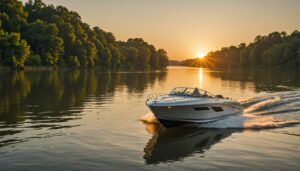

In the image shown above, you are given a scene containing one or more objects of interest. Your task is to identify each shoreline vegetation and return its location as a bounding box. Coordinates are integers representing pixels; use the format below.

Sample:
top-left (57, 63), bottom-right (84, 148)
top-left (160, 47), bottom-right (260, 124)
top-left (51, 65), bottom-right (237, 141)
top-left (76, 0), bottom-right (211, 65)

top-left (172, 31), bottom-right (300, 69)
top-left (0, 65), bottom-right (170, 72)
top-left (0, 0), bottom-right (169, 70)
top-left (1, 1), bottom-right (299, 71)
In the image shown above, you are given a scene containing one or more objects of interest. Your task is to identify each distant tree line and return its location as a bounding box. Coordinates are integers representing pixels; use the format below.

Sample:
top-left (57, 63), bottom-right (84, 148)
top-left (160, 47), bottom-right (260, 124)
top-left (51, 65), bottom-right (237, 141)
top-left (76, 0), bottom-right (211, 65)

top-left (180, 31), bottom-right (300, 69)
top-left (0, 0), bottom-right (169, 69)
top-left (168, 60), bottom-right (182, 66)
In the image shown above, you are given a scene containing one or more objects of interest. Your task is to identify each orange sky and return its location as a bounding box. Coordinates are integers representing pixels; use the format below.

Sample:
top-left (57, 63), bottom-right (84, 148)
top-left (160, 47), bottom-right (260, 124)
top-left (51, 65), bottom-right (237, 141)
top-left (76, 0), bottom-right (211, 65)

top-left (21, 0), bottom-right (300, 60)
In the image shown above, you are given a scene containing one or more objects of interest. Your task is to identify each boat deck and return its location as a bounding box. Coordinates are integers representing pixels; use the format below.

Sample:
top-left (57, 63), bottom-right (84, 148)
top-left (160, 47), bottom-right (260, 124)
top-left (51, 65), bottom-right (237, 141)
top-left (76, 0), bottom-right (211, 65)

top-left (146, 94), bottom-right (229, 106)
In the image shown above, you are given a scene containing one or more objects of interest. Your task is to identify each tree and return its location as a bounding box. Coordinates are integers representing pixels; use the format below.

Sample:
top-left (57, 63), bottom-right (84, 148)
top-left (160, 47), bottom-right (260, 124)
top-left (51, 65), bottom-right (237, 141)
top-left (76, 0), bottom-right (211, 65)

top-left (0, 0), bottom-right (169, 70)
top-left (0, 31), bottom-right (30, 69)
top-left (93, 39), bottom-right (104, 65)
top-left (137, 47), bottom-right (151, 69)
top-left (240, 47), bottom-right (250, 67)
top-left (181, 29), bottom-right (300, 69)
top-left (57, 22), bottom-right (76, 57)
top-left (296, 49), bottom-right (300, 66)
top-left (124, 47), bottom-right (138, 68)
top-left (26, 54), bottom-right (41, 66)
top-left (84, 40), bottom-right (97, 66)
top-left (109, 45), bottom-right (121, 68)
top-left (262, 45), bottom-right (281, 67)
top-left (281, 43), bottom-right (295, 67)
top-left (0, 0), bottom-right (28, 32)
top-left (149, 45), bottom-right (159, 69)
top-left (93, 27), bottom-right (108, 44)
top-left (68, 56), bottom-right (80, 67)
top-left (99, 47), bottom-right (111, 67)
top-left (157, 49), bottom-right (169, 69)
top-left (23, 20), bottom-right (63, 65)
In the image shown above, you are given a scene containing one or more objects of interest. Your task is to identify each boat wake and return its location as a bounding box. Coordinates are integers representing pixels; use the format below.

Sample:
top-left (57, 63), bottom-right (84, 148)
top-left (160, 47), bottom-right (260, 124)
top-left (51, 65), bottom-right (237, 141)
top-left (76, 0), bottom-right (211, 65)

top-left (140, 112), bottom-right (158, 124)
top-left (141, 91), bottom-right (300, 129)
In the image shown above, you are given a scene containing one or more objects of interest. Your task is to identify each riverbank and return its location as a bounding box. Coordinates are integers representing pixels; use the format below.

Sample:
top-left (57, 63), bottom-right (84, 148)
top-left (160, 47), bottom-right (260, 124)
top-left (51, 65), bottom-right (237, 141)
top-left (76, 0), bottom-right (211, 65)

top-left (0, 66), bottom-right (168, 73)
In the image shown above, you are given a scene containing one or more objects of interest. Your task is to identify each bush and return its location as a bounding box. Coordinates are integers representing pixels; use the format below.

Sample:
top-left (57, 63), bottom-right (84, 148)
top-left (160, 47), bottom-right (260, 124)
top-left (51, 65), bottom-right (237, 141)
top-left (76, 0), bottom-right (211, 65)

top-left (68, 56), bottom-right (80, 67)
top-left (0, 32), bottom-right (30, 69)
top-left (26, 54), bottom-right (41, 66)
top-left (43, 53), bottom-right (55, 66)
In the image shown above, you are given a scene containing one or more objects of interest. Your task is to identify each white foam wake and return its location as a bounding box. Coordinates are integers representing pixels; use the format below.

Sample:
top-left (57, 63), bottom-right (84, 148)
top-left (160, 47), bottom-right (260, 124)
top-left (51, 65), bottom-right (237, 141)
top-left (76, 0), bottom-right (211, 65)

top-left (140, 112), bottom-right (158, 123)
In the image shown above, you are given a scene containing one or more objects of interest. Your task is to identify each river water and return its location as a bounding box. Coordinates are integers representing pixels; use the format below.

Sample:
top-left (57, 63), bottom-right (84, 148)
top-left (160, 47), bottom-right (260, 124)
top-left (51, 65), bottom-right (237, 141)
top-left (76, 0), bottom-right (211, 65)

top-left (0, 67), bottom-right (299, 170)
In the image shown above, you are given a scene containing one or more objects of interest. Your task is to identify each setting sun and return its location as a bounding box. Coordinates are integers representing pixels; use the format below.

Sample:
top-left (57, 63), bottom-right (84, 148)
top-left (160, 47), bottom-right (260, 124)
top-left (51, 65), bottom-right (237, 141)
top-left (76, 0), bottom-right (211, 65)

top-left (197, 52), bottom-right (206, 59)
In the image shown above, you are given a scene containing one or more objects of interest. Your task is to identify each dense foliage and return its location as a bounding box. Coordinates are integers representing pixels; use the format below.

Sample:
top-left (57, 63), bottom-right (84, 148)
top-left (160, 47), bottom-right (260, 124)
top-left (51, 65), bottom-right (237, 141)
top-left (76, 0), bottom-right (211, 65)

top-left (0, 29), bottom-right (30, 69)
top-left (181, 31), bottom-right (300, 69)
top-left (0, 0), bottom-right (169, 69)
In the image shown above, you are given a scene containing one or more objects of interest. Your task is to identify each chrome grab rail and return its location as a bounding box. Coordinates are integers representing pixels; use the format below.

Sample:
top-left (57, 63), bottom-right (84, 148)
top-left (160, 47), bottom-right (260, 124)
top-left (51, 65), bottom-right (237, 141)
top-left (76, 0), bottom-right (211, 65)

top-left (146, 93), bottom-right (185, 103)
top-left (146, 89), bottom-right (233, 104)
top-left (146, 93), bottom-right (214, 103)
top-left (146, 93), bottom-right (166, 101)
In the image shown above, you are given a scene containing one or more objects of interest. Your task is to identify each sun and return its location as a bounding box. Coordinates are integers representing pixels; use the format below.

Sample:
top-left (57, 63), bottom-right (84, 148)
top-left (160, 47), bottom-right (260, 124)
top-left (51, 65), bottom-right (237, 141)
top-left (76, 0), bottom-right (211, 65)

top-left (196, 52), bottom-right (206, 59)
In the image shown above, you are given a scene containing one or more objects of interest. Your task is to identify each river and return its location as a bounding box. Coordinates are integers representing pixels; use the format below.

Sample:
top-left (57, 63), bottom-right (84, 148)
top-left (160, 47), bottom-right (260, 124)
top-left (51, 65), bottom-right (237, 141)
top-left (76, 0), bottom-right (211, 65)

top-left (0, 66), bottom-right (299, 170)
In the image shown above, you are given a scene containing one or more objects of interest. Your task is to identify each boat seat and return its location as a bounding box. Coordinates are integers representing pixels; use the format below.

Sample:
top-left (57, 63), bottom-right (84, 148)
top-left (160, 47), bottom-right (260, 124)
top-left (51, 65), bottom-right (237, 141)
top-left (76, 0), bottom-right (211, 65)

top-left (216, 95), bottom-right (224, 98)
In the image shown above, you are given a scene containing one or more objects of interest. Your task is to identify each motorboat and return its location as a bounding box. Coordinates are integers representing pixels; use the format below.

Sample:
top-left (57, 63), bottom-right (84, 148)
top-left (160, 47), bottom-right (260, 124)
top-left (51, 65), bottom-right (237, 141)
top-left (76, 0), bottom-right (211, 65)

top-left (146, 87), bottom-right (243, 127)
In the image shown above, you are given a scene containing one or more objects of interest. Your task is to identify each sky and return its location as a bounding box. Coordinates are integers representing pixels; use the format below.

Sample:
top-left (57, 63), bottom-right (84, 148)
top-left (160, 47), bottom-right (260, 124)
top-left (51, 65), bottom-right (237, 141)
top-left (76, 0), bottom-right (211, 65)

top-left (21, 0), bottom-right (300, 60)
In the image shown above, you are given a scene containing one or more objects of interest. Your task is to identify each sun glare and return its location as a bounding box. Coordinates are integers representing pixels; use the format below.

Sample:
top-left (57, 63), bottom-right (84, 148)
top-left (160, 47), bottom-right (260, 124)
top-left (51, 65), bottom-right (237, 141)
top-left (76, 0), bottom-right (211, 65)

top-left (197, 52), bottom-right (206, 59)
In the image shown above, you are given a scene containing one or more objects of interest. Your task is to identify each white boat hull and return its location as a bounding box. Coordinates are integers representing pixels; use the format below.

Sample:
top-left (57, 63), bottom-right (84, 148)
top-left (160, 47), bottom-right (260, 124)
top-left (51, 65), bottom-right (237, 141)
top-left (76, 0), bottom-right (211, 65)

top-left (146, 87), bottom-right (243, 127)
top-left (148, 103), bottom-right (243, 127)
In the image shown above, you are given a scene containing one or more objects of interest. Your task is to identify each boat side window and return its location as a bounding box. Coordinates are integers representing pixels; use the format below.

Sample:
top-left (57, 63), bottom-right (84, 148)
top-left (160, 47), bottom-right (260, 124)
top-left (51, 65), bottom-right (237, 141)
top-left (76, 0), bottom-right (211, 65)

top-left (194, 107), bottom-right (210, 111)
top-left (212, 107), bottom-right (223, 112)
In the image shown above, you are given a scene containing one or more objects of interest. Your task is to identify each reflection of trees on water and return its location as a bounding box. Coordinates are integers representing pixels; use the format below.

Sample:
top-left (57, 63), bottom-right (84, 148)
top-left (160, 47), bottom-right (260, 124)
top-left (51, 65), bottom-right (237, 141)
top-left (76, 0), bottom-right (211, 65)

top-left (0, 69), bottom-right (167, 145)
top-left (143, 123), bottom-right (239, 164)
top-left (125, 72), bottom-right (166, 93)
top-left (209, 69), bottom-right (300, 92)
top-left (0, 71), bottom-right (31, 124)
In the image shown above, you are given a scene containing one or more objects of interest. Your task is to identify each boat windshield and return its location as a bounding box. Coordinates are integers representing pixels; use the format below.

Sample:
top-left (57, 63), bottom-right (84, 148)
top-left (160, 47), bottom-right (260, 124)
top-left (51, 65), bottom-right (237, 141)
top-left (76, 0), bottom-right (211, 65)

top-left (170, 87), bottom-right (213, 97)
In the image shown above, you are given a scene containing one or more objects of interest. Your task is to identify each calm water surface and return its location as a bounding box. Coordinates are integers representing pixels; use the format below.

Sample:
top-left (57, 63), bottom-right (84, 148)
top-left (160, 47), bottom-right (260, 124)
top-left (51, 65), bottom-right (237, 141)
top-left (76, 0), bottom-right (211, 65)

top-left (0, 67), bottom-right (299, 171)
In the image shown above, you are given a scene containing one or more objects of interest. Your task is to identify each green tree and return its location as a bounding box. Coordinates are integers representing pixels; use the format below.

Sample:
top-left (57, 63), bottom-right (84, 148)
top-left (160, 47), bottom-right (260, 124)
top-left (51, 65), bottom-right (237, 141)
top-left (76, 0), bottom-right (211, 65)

top-left (99, 47), bottom-right (111, 67)
top-left (24, 20), bottom-right (63, 65)
top-left (109, 45), bottom-right (121, 68)
top-left (157, 49), bottom-right (169, 69)
top-left (0, 0), bottom-right (169, 70)
top-left (281, 43), bottom-right (295, 67)
top-left (68, 56), bottom-right (80, 67)
top-left (296, 49), bottom-right (300, 66)
top-left (182, 30), bottom-right (300, 69)
top-left (262, 45), bottom-right (281, 67)
top-left (124, 47), bottom-right (138, 69)
top-left (85, 41), bottom-right (97, 66)
top-left (137, 47), bottom-right (150, 69)
top-left (0, 31), bottom-right (30, 69)
top-left (57, 22), bottom-right (76, 57)
top-left (149, 45), bottom-right (159, 69)
top-left (0, 0), bottom-right (28, 32)
top-left (240, 47), bottom-right (250, 67)
top-left (26, 54), bottom-right (41, 66)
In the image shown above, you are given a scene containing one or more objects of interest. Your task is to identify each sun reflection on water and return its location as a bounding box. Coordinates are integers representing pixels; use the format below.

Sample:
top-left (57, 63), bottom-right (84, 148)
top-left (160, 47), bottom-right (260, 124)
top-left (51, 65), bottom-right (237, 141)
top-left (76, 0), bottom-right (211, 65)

top-left (199, 67), bottom-right (203, 88)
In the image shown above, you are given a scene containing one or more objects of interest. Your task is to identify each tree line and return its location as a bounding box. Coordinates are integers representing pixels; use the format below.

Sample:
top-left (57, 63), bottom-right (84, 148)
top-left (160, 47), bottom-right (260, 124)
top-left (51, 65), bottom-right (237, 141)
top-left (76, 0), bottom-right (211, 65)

top-left (0, 0), bottom-right (169, 69)
top-left (181, 31), bottom-right (300, 69)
